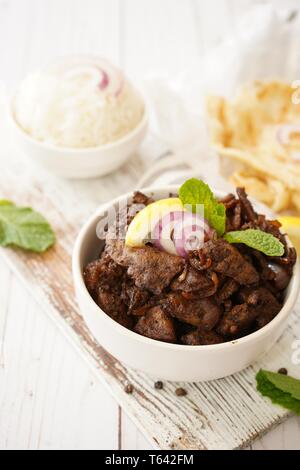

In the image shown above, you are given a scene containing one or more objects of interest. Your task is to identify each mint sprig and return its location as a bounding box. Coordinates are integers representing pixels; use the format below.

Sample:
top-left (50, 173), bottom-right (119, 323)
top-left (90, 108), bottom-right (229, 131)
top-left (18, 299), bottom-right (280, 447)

top-left (256, 369), bottom-right (300, 415)
top-left (179, 179), bottom-right (226, 236)
top-left (0, 200), bottom-right (56, 253)
top-left (224, 229), bottom-right (284, 257)
top-left (179, 180), bottom-right (285, 256)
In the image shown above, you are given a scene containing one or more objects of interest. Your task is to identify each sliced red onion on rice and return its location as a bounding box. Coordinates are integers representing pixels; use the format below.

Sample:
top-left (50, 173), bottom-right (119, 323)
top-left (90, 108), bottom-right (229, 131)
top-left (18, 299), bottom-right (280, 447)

top-left (98, 69), bottom-right (110, 91)
top-left (97, 62), bottom-right (124, 96)
top-left (62, 61), bottom-right (123, 97)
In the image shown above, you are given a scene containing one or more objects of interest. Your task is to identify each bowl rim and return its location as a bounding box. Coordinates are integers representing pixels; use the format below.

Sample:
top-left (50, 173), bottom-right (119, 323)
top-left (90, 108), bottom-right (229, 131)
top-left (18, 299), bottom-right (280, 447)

top-left (8, 87), bottom-right (148, 155)
top-left (72, 185), bottom-right (300, 352)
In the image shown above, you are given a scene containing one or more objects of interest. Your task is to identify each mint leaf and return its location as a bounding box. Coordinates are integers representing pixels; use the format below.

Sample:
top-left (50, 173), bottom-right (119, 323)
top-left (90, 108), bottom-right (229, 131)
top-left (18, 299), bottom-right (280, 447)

top-left (224, 229), bottom-right (284, 256)
top-left (179, 179), bottom-right (213, 209)
top-left (179, 179), bottom-right (226, 236)
top-left (260, 370), bottom-right (300, 400)
top-left (256, 369), bottom-right (300, 415)
top-left (0, 201), bottom-right (56, 253)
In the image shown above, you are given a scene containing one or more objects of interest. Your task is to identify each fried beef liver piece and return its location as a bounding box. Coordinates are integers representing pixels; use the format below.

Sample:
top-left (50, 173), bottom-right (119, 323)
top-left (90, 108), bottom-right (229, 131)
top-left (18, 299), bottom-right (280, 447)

top-left (181, 329), bottom-right (223, 345)
top-left (121, 281), bottom-right (150, 314)
top-left (171, 266), bottom-right (217, 297)
top-left (238, 286), bottom-right (281, 328)
top-left (106, 238), bottom-right (184, 295)
top-left (217, 286), bottom-right (282, 337)
top-left (97, 288), bottom-right (132, 329)
top-left (134, 306), bottom-right (176, 343)
top-left (84, 253), bottom-right (124, 296)
top-left (84, 252), bottom-right (131, 328)
top-left (216, 303), bottom-right (257, 337)
top-left (198, 239), bottom-right (259, 285)
top-left (218, 278), bottom-right (239, 301)
top-left (83, 259), bottom-right (104, 294)
top-left (126, 248), bottom-right (184, 295)
top-left (163, 293), bottom-right (222, 330)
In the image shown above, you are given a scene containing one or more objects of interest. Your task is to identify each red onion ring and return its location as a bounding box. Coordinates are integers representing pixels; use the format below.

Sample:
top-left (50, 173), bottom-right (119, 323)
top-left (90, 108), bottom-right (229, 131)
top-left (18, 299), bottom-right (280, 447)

top-left (153, 211), bottom-right (214, 258)
top-left (174, 214), bottom-right (215, 258)
top-left (173, 221), bottom-right (206, 258)
top-left (153, 211), bottom-right (184, 255)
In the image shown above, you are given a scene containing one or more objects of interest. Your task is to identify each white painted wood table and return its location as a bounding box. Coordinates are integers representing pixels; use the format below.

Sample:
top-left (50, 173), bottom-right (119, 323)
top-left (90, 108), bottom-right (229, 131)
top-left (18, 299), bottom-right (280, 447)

top-left (0, 0), bottom-right (299, 450)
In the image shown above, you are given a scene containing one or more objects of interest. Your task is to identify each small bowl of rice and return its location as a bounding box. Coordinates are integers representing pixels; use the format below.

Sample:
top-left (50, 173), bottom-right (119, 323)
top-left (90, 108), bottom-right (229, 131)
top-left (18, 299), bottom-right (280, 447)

top-left (9, 56), bottom-right (148, 179)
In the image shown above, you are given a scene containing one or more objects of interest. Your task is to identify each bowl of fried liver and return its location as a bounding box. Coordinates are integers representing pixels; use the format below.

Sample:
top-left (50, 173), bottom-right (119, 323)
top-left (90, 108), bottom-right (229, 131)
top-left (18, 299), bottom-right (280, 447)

top-left (73, 187), bottom-right (300, 382)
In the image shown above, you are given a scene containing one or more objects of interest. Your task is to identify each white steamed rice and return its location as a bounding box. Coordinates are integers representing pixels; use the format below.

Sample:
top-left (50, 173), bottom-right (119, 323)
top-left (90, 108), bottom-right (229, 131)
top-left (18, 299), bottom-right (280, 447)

top-left (13, 61), bottom-right (145, 149)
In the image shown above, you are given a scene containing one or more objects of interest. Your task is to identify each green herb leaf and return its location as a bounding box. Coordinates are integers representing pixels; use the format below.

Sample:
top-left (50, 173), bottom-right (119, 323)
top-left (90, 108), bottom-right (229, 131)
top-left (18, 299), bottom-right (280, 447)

top-left (256, 369), bottom-right (300, 415)
top-left (0, 201), bottom-right (56, 253)
top-left (179, 178), bottom-right (226, 235)
top-left (224, 229), bottom-right (284, 256)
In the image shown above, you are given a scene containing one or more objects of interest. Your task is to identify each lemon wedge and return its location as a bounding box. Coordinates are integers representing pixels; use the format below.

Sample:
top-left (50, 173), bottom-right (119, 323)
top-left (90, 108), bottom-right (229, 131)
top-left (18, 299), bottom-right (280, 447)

top-left (126, 198), bottom-right (184, 248)
top-left (278, 216), bottom-right (300, 253)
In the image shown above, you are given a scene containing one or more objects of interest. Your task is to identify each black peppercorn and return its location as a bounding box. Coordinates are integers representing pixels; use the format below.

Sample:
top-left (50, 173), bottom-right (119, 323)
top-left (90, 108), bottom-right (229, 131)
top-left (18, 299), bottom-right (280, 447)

top-left (278, 368), bottom-right (288, 375)
top-left (125, 383), bottom-right (134, 394)
top-left (154, 381), bottom-right (163, 390)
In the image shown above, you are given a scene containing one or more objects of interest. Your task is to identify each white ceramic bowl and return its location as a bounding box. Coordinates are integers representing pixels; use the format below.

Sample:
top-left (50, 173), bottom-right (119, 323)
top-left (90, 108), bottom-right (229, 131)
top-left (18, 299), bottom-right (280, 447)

top-left (73, 186), bottom-right (300, 382)
top-left (8, 97), bottom-right (148, 180)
